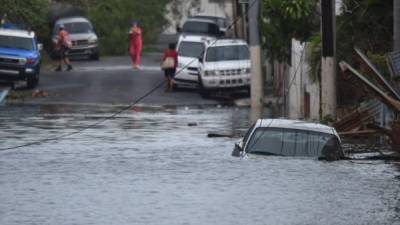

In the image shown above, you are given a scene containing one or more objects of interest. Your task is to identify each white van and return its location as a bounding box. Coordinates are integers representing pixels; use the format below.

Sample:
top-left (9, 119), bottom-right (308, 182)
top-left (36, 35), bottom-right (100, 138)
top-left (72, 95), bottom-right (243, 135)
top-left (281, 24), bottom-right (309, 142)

top-left (198, 39), bottom-right (251, 97)
top-left (175, 35), bottom-right (215, 89)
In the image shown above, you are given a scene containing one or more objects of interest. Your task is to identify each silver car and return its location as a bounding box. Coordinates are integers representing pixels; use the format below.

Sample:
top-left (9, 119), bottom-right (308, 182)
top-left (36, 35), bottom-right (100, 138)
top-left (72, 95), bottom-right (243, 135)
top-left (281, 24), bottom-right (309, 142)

top-left (52, 17), bottom-right (99, 60)
top-left (232, 119), bottom-right (344, 160)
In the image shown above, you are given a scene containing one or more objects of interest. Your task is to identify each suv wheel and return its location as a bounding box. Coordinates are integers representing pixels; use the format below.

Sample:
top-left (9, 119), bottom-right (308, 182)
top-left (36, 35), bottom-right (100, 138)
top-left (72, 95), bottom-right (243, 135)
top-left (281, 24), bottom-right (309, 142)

top-left (26, 67), bottom-right (40, 89)
top-left (198, 77), bottom-right (210, 98)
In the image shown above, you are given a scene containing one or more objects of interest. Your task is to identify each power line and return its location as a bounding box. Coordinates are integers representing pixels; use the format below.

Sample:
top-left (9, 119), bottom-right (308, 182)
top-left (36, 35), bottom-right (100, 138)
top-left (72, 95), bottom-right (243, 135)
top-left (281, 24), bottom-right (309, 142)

top-left (0, 0), bottom-right (258, 152)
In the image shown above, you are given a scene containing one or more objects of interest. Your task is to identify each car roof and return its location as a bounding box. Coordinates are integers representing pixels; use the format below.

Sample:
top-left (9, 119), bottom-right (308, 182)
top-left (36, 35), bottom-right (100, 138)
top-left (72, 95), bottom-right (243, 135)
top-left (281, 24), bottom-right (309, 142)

top-left (193, 14), bottom-right (226, 19)
top-left (255, 119), bottom-right (338, 136)
top-left (0, 28), bottom-right (35, 38)
top-left (184, 18), bottom-right (218, 25)
top-left (178, 34), bottom-right (216, 43)
top-left (55, 17), bottom-right (90, 24)
top-left (207, 39), bottom-right (248, 47)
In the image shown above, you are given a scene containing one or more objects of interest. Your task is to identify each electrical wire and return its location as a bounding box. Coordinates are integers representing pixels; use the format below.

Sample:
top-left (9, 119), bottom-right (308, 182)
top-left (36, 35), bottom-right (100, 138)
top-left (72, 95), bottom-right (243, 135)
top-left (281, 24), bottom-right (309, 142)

top-left (0, 0), bottom-right (259, 152)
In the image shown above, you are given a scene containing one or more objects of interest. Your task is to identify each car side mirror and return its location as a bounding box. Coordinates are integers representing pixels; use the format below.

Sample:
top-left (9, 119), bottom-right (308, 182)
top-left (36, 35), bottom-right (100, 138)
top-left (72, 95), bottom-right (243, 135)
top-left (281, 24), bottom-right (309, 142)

top-left (198, 57), bottom-right (203, 63)
top-left (37, 43), bottom-right (43, 51)
top-left (232, 143), bottom-right (243, 157)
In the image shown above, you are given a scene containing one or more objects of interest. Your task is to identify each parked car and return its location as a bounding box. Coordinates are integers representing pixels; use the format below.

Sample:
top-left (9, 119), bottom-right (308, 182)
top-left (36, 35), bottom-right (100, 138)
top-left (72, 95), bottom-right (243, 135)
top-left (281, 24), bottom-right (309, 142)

top-left (52, 17), bottom-right (99, 60)
top-left (232, 119), bottom-right (345, 160)
top-left (197, 39), bottom-right (251, 97)
top-left (180, 18), bottom-right (223, 38)
top-left (0, 28), bottom-right (42, 88)
top-left (175, 34), bottom-right (216, 89)
top-left (192, 14), bottom-right (229, 36)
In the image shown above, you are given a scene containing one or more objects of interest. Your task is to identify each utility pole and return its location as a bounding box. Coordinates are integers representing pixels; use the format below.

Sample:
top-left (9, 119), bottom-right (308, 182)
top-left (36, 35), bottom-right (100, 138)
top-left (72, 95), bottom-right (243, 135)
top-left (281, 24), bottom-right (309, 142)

top-left (320, 0), bottom-right (336, 119)
top-left (249, 0), bottom-right (264, 121)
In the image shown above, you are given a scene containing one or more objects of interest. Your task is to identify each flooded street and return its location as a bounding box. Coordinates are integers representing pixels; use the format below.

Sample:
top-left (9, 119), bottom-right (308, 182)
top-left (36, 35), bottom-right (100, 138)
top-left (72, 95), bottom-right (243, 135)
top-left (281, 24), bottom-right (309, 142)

top-left (0, 105), bottom-right (399, 225)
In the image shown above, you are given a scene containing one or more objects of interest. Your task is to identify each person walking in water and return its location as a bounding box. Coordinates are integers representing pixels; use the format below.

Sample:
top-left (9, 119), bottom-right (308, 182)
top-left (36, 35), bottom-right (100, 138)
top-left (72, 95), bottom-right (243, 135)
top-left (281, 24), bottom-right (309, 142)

top-left (161, 43), bottom-right (178, 92)
top-left (55, 24), bottom-right (73, 72)
top-left (129, 21), bottom-right (143, 69)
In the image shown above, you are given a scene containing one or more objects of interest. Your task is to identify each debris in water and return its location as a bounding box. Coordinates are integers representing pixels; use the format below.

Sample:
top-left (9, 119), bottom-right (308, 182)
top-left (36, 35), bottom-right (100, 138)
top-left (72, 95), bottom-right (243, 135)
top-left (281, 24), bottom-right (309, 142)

top-left (32, 90), bottom-right (49, 97)
top-left (188, 122), bottom-right (198, 127)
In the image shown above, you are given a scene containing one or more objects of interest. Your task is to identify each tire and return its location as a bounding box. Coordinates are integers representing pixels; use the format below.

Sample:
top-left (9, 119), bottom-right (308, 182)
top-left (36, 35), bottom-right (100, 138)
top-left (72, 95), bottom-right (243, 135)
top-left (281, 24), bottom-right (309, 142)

top-left (91, 52), bottom-right (100, 61)
top-left (26, 66), bottom-right (40, 89)
top-left (198, 77), bottom-right (210, 98)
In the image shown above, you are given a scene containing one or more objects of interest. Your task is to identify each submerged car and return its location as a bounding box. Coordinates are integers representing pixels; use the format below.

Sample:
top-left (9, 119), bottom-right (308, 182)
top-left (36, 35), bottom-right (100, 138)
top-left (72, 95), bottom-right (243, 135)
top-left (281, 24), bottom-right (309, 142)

top-left (232, 119), bottom-right (344, 160)
top-left (52, 17), bottom-right (99, 60)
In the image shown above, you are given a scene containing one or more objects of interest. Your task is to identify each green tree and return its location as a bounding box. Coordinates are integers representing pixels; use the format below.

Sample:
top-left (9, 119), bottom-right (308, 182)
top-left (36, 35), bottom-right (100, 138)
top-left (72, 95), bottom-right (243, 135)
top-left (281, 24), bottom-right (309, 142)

top-left (260, 0), bottom-right (319, 63)
top-left (0, 0), bottom-right (49, 40)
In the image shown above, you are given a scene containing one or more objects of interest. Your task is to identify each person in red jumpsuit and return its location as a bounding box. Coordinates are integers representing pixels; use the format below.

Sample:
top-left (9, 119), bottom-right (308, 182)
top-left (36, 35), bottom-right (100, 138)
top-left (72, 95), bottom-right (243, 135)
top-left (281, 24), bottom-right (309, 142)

top-left (129, 21), bottom-right (143, 69)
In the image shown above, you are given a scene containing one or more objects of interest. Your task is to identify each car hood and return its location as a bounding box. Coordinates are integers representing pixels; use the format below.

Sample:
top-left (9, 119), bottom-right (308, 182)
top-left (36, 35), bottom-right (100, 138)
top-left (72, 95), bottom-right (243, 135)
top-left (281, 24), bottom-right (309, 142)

top-left (178, 56), bottom-right (199, 68)
top-left (203, 60), bottom-right (250, 70)
top-left (0, 47), bottom-right (38, 58)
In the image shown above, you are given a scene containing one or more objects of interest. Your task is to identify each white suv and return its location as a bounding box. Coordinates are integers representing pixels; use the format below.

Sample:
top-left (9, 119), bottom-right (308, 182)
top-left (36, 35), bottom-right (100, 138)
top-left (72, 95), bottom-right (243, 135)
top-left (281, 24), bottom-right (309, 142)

top-left (198, 39), bottom-right (251, 97)
top-left (175, 35), bottom-right (215, 89)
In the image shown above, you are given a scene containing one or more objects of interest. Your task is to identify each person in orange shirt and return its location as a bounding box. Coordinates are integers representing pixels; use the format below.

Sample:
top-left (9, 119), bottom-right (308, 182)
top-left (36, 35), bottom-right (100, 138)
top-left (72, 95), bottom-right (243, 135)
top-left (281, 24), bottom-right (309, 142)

top-left (129, 21), bottom-right (143, 69)
top-left (55, 25), bottom-right (73, 72)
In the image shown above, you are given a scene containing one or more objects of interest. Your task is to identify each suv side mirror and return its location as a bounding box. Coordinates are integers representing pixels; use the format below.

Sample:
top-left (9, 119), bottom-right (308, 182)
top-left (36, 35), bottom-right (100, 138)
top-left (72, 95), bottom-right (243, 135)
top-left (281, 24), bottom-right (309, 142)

top-left (37, 43), bottom-right (43, 51)
top-left (176, 25), bottom-right (182, 33)
top-left (198, 57), bottom-right (203, 63)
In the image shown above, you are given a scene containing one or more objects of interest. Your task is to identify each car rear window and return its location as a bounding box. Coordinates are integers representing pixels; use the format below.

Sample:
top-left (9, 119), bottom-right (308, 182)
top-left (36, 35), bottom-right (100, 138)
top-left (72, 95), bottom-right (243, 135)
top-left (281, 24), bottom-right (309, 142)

top-left (245, 127), bottom-right (340, 157)
top-left (182, 21), bottom-right (220, 36)
top-left (0, 35), bottom-right (34, 50)
top-left (205, 45), bottom-right (249, 62)
top-left (178, 41), bottom-right (205, 58)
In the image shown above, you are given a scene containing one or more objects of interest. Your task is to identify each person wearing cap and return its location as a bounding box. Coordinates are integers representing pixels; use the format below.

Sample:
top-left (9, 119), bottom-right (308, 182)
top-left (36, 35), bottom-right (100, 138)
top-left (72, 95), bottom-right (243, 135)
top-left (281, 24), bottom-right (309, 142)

top-left (129, 20), bottom-right (143, 69)
top-left (55, 24), bottom-right (73, 72)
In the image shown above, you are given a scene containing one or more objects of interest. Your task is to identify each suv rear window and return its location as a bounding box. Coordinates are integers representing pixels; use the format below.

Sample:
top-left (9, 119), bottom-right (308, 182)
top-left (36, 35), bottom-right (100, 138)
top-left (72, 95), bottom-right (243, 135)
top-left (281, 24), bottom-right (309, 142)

top-left (0, 35), bottom-right (34, 50)
top-left (178, 41), bottom-right (204, 58)
top-left (182, 21), bottom-right (220, 36)
top-left (206, 45), bottom-right (249, 62)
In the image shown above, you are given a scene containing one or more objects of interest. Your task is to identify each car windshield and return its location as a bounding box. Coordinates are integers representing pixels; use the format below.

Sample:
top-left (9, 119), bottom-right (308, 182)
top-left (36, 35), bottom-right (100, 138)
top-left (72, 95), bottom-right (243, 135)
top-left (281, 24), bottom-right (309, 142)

top-left (245, 127), bottom-right (340, 157)
top-left (55, 22), bottom-right (93, 34)
top-left (178, 41), bottom-right (204, 58)
top-left (0, 35), bottom-right (34, 50)
top-left (182, 21), bottom-right (220, 36)
top-left (206, 45), bottom-right (249, 62)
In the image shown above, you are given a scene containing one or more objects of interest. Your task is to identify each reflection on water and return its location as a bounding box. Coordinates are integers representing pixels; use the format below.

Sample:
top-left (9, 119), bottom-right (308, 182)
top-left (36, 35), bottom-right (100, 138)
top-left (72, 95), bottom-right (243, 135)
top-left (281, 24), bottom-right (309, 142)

top-left (0, 105), bottom-right (399, 225)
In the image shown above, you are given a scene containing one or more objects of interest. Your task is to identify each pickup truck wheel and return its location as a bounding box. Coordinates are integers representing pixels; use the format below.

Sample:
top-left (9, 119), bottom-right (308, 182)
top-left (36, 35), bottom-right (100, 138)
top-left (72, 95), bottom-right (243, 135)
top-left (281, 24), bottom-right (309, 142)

top-left (91, 52), bottom-right (100, 61)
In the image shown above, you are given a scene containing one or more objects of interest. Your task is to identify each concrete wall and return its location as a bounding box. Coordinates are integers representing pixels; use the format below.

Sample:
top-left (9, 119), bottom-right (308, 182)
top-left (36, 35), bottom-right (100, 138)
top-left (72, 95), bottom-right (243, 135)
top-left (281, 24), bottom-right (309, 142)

top-left (288, 39), bottom-right (320, 121)
top-left (164, 0), bottom-right (233, 34)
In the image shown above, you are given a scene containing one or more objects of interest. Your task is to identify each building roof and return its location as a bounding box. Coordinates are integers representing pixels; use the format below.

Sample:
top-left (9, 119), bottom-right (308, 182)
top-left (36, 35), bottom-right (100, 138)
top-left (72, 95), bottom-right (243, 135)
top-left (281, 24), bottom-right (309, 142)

top-left (0, 28), bottom-right (35, 38)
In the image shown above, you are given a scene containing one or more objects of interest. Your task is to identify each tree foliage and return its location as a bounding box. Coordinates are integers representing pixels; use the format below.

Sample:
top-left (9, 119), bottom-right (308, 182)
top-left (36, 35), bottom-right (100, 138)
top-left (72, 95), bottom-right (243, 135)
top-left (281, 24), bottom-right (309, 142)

top-left (0, 0), bottom-right (49, 39)
top-left (260, 0), bottom-right (319, 63)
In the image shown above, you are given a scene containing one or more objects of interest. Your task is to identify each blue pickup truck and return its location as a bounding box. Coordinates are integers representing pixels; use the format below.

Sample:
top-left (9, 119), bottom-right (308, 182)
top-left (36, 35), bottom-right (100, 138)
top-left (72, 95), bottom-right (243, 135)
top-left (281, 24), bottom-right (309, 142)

top-left (0, 28), bottom-right (42, 88)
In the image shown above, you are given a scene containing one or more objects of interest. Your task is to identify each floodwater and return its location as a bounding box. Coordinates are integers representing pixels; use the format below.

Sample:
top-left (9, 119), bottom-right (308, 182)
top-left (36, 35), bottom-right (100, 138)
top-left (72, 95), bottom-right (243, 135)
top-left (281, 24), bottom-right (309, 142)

top-left (0, 104), bottom-right (399, 225)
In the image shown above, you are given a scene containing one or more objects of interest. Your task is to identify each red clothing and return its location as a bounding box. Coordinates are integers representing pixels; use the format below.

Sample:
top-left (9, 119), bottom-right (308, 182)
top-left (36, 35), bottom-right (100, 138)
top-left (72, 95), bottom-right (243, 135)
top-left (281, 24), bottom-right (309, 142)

top-left (162, 49), bottom-right (178, 68)
top-left (57, 30), bottom-right (69, 48)
top-left (129, 26), bottom-right (143, 66)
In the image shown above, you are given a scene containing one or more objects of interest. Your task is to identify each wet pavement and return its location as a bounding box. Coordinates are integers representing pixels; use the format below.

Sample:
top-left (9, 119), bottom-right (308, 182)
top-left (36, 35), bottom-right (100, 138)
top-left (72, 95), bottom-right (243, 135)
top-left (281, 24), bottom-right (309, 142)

top-left (1, 104), bottom-right (400, 225)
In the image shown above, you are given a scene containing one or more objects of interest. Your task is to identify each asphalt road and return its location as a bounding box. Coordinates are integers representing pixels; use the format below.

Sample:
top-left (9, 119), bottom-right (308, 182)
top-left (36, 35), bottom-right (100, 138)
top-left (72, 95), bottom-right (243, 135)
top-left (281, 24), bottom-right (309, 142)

top-left (16, 52), bottom-right (219, 107)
